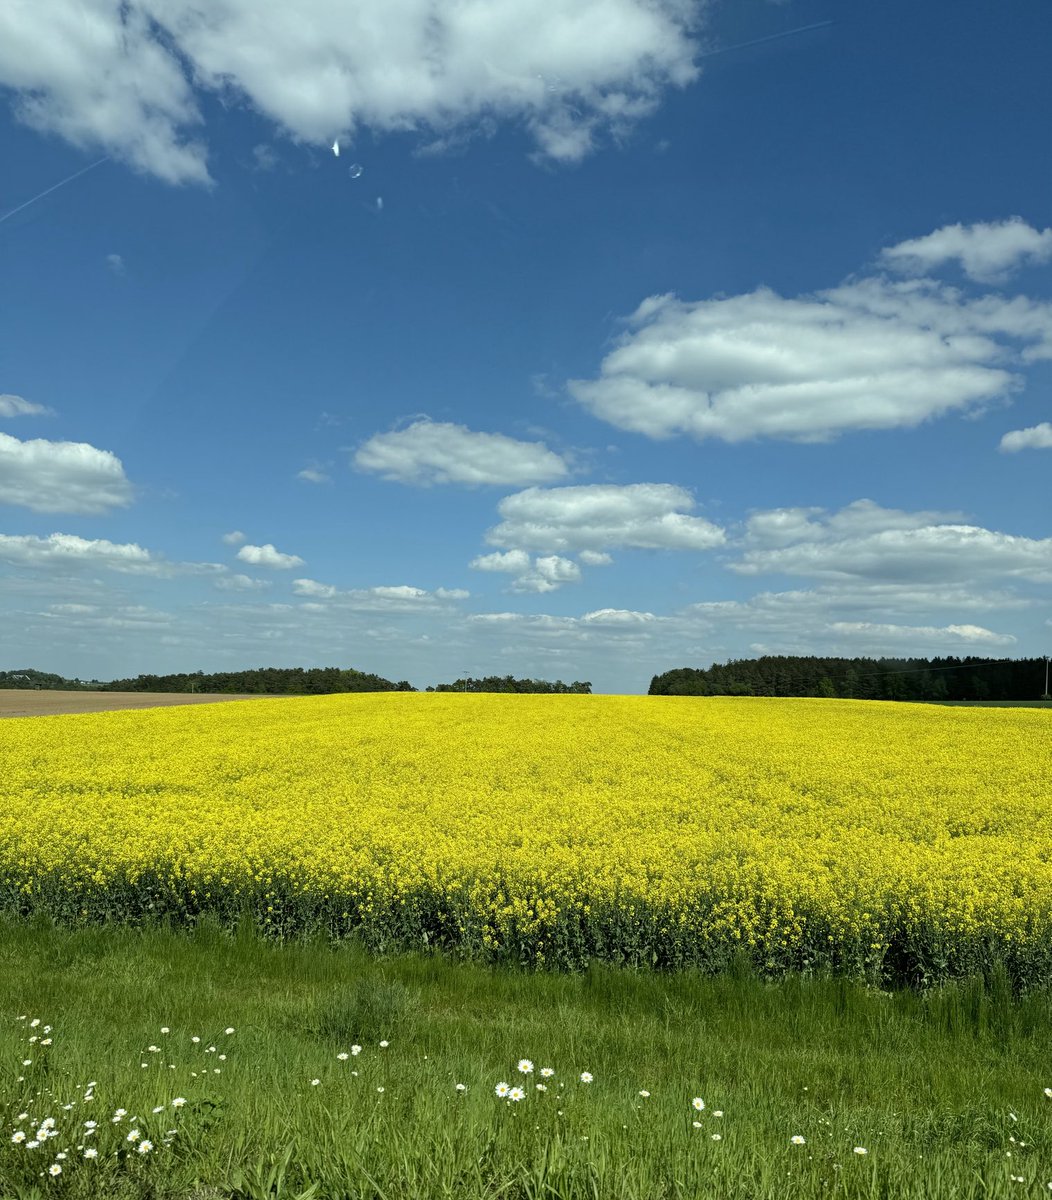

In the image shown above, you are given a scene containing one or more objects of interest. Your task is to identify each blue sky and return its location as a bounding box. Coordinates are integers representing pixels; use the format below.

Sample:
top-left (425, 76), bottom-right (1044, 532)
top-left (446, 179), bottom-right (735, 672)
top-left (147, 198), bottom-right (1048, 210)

top-left (1, 0), bottom-right (1050, 694)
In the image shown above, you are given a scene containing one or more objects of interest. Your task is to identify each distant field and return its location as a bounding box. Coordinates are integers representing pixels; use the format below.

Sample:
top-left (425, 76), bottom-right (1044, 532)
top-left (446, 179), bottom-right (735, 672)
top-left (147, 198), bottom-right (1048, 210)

top-left (0, 689), bottom-right (264, 717)
top-left (931, 699), bottom-right (1052, 708)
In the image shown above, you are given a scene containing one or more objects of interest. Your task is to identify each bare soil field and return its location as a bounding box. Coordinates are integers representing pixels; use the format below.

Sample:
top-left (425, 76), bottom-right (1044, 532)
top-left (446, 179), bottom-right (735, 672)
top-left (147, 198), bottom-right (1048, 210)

top-left (0, 690), bottom-right (266, 718)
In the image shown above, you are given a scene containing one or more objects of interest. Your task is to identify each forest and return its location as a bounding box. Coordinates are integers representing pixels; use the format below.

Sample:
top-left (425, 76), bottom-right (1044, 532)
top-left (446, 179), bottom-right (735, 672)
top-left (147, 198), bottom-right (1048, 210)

top-left (649, 655), bottom-right (1051, 701)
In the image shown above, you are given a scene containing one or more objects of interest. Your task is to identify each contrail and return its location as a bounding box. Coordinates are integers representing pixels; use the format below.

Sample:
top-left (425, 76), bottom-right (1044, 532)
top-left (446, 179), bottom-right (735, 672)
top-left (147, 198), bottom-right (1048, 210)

top-left (0, 155), bottom-right (110, 226)
top-left (699, 20), bottom-right (834, 60)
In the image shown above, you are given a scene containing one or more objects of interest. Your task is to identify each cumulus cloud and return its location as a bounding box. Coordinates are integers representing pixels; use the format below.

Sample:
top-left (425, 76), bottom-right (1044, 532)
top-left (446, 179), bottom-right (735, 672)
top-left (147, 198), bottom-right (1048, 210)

top-left (354, 419), bottom-right (570, 487)
top-left (292, 578), bottom-right (337, 599)
top-left (0, 431), bottom-right (133, 513)
top-left (826, 621), bottom-right (1015, 647)
top-left (0, 394), bottom-right (53, 418)
top-left (221, 530), bottom-right (246, 545)
top-left (569, 274), bottom-right (1052, 445)
top-left (487, 483), bottom-right (725, 554)
top-left (236, 542), bottom-right (305, 569)
top-left (579, 550), bottom-right (613, 565)
top-left (0, 0), bottom-right (701, 184)
top-left (581, 607), bottom-right (656, 625)
top-left (881, 218), bottom-right (1052, 283)
top-left (999, 422), bottom-right (1052, 452)
top-left (470, 547), bottom-right (582, 592)
top-left (215, 573), bottom-right (271, 591)
top-left (730, 500), bottom-right (1052, 585)
top-left (0, 532), bottom-right (222, 577)
top-left (470, 549), bottom-right (532, 573)
top-left (434, 587), bottom-right (470, 600)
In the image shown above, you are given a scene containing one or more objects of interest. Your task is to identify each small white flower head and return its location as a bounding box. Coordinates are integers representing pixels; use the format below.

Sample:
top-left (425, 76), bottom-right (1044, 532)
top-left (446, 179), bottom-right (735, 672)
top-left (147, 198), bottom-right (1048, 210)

top-left (40, 1119), bottom-right (55, 1130)
top-left (579, 1072), bottom-right (593, 1084)
top-left (495, 1082), bottom-right (510, 1098)
top-left (56, 1152), bottom-right (67, 1161)
top-left (225, 1028), bottom-right (235, 1035)
top-left (207, 1046), bottom-right (216, 1053)
top-left (26, 1140), bottom-right (39, 1149)
top-left (148, 1045), bottom-right (160, 1053)
top-left (540, 1067), bottom-right (555, 1078)
top-left (160, 1027), bottom-right (170, 1034)
top-left (83, 1121), bottom-right (97, 1130)
top-left (62, 1104), bottom-right (73, 1111)
top-left (518, 1059), bottom-right (534, 1074)
top-left (508, 1087), bottom-right (526, 1102)
top-left (191, 1036), bottom-right (200, 1044)
top-left (714, 1110), bottom-right (724, 1117)
top-left (11, 1131), bottom-right (26, 1144)
top-left (22, 1059), bottom-right (32, 1066)
top-left (126, 1129), bottom-right (141, 1142)
top-left (379, 1040), bottom-right (389, 1048)
top-left (84, 1147), bottom-right (98, 1159)
top-left (30, 1019), bottom-right (40, 1028)
top-left (311, 1079), bottom-right (321, 1086)
top-left (43, 1025), bottom-right (51, 1033)
top-left (692, 1120), bottom-right (702, 1128)
top-left (49, 1164), bottom-right (62, 1177)
top-left (218, 1054), bottom-right (226, 1061)
top-left (17, 1113), bottom-right (29, 1122)
top-left (376, 1086), bottom-right (385, 1094)
top-left (711, 1133), bottom-right (722, 1141)
top-left (692, 1097), bottom-right (705, 1111)
top-left (35, 1128), bottom-right (50, 1141)
top-left (639, 1090), bottom-right (651, 1098)
top-left (791, 1135), bottom-right (806, 1145)
top-left (536, 1084), bottom-right (547, 1092)
top-left (137, 1139), bottom-right (153, 1154)
top-left (1010, 1112), bottom-right (1018, 1122)
top-left (337, 1053), bottom-right (349, 1061)
top-left (351, 1045), bottom-right (362, 1056)
top-left (853, 1147), bottom-right (868, 1156)
top-left (455, 1083), bottom-right (467, 1092)
top-left (152, 1106), bottom-right (165, 1114)
top-left (40, 1038), bottom-right (52, 1046)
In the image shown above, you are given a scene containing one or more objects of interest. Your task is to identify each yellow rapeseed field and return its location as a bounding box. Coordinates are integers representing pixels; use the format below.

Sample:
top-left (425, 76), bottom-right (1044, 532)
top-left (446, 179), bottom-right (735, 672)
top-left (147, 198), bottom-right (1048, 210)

top-left (2, 694), bottom-right (1050, 984)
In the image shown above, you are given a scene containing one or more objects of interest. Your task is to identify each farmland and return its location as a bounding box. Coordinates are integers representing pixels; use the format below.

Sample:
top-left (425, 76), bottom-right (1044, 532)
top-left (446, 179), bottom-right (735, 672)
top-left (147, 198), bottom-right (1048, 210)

top-left (2, 693), bottom-right (1050, 988)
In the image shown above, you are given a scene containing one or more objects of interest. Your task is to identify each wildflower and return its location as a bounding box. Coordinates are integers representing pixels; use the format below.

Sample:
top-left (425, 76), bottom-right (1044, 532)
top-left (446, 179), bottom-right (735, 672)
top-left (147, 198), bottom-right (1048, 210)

top-left (191, 1036), bottom-right (200, 1044)
top-left (495, 1082), bottom-right (510, 1098)
top-left (518, 1059), bottom-right (534, 1074)
top-left (27, 1140), bottom-right (39, 1149)
top-left (148, 1045), bottom-right (160, 1053)
top-left (791, 1136), bottom-right (806, 1145)
top-left (376, 1086), bottom-right (385, 1094)
top-left (714, 1110), bottom-right (724, 1117)
top-left (506, 1087), bottom-right (524, 1102)
top-left (311, 1079), bottom-right (321, 1086)
top-left (83, 1121), bottom-right (97, 1130)
top-left (712, 1133), bottom-right (722, 1141)
top-left (379, 1040), bottom-right (389, 1048)
top-left (351, 1045), bottom-right (362, 1056)
top-left (12, 1131), bottom-right (26, 1143)
top-left (639, 1090), bottom-right (650, 1098)
top-left (160, 1027), bottom-right (170, 1034)
top-left (692, 1120), bottom-right (702, 1128)
top-left (62, 1104), bottom-right (73, 1111)
top-left (17, 1113), bottom-right (28, 1121)
top-left (30, 1019), bottom-right (40, 1028)
top-left (853, 1147), bottom-right (868, 1156)
top-left (22, 1060), bottom-right (32, 1066)
top-left (84, 1148), bottom-right (98, 1159)
top-left (127, 1129), bottom-right (141, 1142)
top-left (49, 1164), bottom-right (62, 1177)
top-left (455, 1084), bottom-right (467, 1092)
top-left (137, 1140), bottom-right (153, 1154)
top-left (56, 1152), bottom-right (66, 1160)
top-left (225, 1028), bottom-right (234, 1035)
top-left (536, 1084), bottom-right (547, 1092)
top-left (40, 1038), bottom-right (52, 1046)
top-left (152, 1106), bottom-right (165, 1114)
top-left (540, 1067), bottom-right (555, 1078)
top-left (337, 1053), bottom-right (349, 1061)
top-left (692, 1097), bottom-right (705, 1111)
top-left (171, 1098), bottom-right (186, 1107)
top-left (579, 1072), bottom-right (593, 1084)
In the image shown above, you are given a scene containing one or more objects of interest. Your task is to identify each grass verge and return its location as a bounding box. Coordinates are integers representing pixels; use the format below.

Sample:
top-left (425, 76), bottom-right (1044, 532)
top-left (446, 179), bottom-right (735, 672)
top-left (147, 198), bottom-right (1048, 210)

top-left (1, 915), bottom-right (1051, 1198)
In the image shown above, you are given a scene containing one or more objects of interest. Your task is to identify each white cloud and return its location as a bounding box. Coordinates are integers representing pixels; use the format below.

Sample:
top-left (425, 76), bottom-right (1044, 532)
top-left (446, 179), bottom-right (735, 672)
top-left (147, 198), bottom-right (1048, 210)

top-left (354, 419), bottom-right (570, 487)
top-left (512, 555), bottom-right (581, 593)
top-left (221, 530), bottom-right (246, 545)
top-left (236, 542), bottom-right (305, 569)
top-left (578, 550), bottom-right (613, 565)
top-left (0, 394), bottom-right (53, 418)
top-left (881, 218), bottom-right (1052, 283)
top-left (0, 431), bottom-right (132, 513)
top-left (297, 466), bottom-right (331, 483)
top-left (581, 607), bottom-right (656, 625)
top-left (0, 532), bottom-right (222, 577)
top-left (730, 500), bottom-right (1052, 585)
top-left (215, 573), bottom-right (271, 592)
top-left (999, 422), bottom-right (1052, 452)
top-left (292, 578), bottom-right (337, 599)
top-left (487, 483), bottom-right (725, 553)
top-left (470, 549), bottom-right (532, 573)
top-left (827, 621), bottom-right (1016, 647)
top-left (0, 0), bottom-right (701, 184)
top-left (569, 275), bottom-right (1052, 444)
top-left (434, 587), bottom-right (470, 600)
top-left (105, 252), bottom-right (125, 275)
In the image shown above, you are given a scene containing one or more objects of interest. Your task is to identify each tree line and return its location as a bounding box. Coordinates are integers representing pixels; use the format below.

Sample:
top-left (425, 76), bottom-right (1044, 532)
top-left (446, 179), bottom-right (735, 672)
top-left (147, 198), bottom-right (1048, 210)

top-left (424, 676), bottom-right (591, 694)
top-left (649, 655), bottom-right (1051, 701)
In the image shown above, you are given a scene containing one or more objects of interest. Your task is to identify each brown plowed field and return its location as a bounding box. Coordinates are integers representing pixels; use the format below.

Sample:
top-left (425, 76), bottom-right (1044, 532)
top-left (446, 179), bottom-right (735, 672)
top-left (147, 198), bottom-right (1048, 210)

top-left (0, 690), bottom-right (266, 718)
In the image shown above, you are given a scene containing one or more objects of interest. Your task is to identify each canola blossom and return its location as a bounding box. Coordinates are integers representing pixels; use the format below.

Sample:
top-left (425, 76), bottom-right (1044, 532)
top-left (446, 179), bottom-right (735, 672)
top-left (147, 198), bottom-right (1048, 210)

top-left (1, 693), bottom-right (1050, 986)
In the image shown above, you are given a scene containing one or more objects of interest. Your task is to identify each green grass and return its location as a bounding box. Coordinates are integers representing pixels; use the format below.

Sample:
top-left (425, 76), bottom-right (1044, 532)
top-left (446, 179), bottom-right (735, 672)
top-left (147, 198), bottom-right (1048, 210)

top-left (1, 916), bottom-right (1051, 1199)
